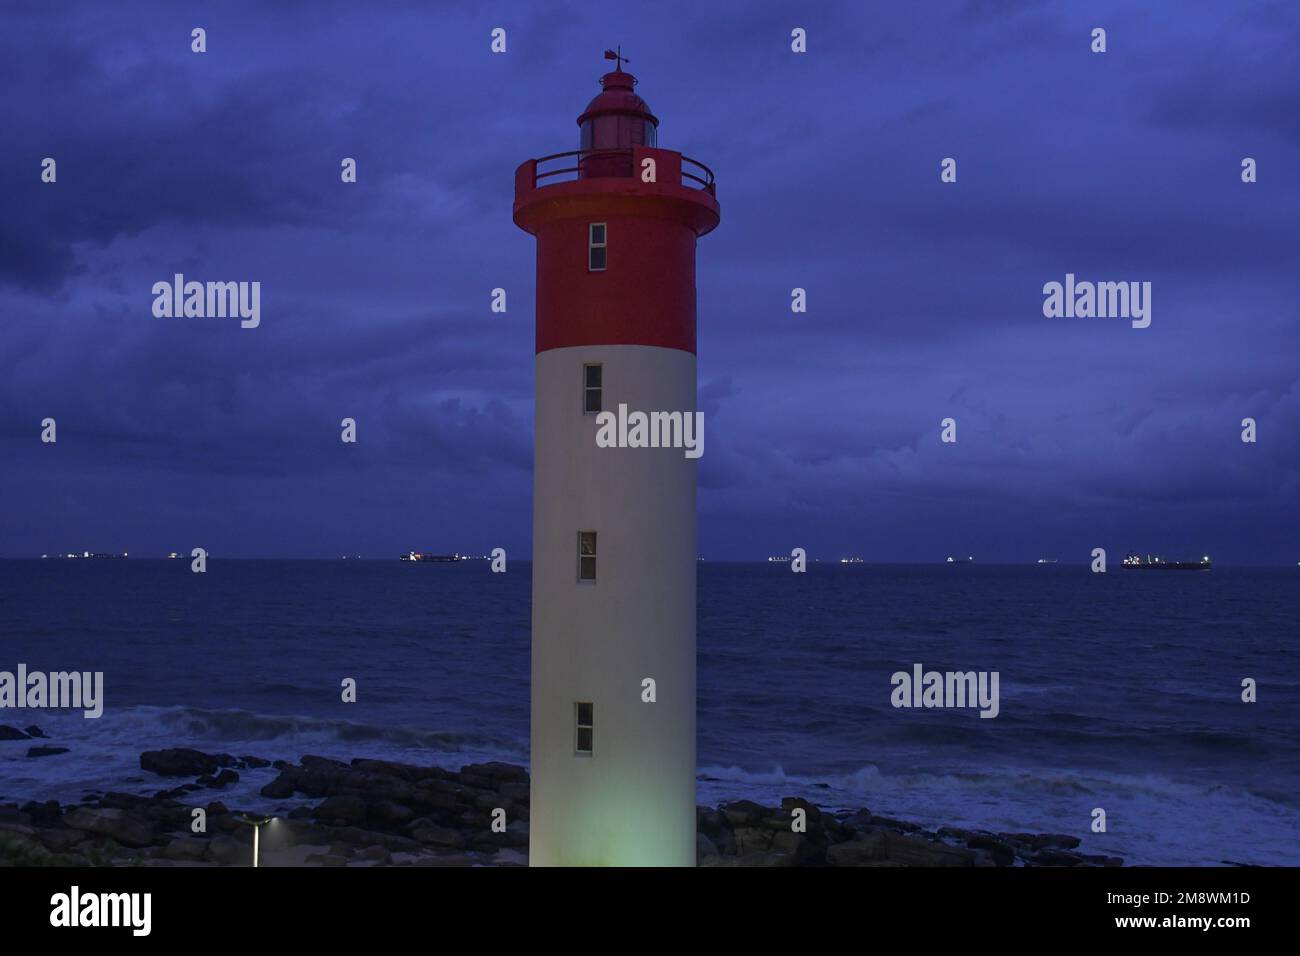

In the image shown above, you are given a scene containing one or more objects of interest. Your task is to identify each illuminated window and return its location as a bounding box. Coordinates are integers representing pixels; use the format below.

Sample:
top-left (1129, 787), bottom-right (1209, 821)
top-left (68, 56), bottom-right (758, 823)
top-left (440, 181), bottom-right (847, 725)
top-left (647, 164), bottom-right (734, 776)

top-left (578, 531), bottom-right (597, 581)
top-left (575, 702), bottom-right (594, 755)
top-left (583, 363), bottom-right (602, 413)
top-left (588, 223), bottom-right (607, 271)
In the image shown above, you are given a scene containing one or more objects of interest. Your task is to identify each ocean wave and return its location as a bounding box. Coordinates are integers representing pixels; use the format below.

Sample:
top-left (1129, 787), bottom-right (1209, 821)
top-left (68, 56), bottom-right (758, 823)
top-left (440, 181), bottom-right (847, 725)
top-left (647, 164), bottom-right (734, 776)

top-left (149, 705), bottom-right (523, 753)
top-left (696, 760), bottom-right (1300, 865)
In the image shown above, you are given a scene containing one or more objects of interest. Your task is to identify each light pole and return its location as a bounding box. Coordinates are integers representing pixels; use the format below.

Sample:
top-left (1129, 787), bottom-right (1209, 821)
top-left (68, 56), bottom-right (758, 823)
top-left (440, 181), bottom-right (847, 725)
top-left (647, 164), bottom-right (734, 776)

top-left (234, 813), bottom-right (274, 868)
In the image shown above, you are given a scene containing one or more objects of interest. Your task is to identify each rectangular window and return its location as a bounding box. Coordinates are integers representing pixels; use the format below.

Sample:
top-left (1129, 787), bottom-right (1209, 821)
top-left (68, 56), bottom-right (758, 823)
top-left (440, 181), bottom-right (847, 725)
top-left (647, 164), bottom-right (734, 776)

top-left (575, 701), bottom-right (594, 755)
top-left (583, 363), bottom-right (602, 413)
top-left (578, 531), bottom-right (597, 581)
top-left (588, 223), bottom-right (607, 271)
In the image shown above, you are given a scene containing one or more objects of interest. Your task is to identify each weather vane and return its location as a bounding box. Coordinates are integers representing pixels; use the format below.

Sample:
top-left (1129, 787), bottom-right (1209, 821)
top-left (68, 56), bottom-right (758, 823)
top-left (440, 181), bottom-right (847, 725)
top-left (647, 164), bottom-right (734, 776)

top-left (603, 46), bottom-right (629, 71)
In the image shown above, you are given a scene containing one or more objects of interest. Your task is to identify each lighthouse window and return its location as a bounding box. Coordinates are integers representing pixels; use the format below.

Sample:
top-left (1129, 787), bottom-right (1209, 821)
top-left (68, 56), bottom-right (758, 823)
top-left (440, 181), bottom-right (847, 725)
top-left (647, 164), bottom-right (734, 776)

top-left (578, 531), bottom-right (597, 581)
top-left (575, 702), bottom-right (594, 755)
top-left (583, 363), bottom-right (602, 413)
top-left (588, 223), bottom-right (607, 271)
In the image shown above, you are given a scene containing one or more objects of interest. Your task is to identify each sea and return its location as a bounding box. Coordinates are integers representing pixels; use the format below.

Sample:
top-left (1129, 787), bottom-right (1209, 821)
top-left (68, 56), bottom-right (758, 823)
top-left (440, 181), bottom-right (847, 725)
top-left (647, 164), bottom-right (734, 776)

top-left (1, 559), bottom-right (1296, 866)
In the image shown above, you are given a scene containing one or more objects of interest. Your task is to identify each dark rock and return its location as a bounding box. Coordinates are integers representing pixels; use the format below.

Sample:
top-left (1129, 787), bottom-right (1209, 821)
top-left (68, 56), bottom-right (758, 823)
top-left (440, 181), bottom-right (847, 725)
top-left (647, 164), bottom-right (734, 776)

top-left (97, 792), bottom-right (152, 810)
top-left (240, 755), bottom-right (271, 769)
top-left (733, 826), bottom-right (775, 855)
top-left (871, 815), bottom-right (924, 833)
top-left (0, 805), bottom-right (30, 823)
top-left (697, 806), bottom-right (724, 835)
top-left (770, 829), bottom-right (814, 859)
top-left (1037, 833), bottom-right (1082, 850)
top-left (939, 826), bottom-right (975, 841)
top-left (499, 782), bottom-right (530, 802)
top-left (351, 758), bottom-right (452, 784)
top-left (966, 835), bottom-right (1016, 866)
top-left (696, 832), bottom-right (719, 862)
top-left (140, 748), bottom-right (235, 778)
top-left (144, 803), bottom-right (195, 830)
top-left (329, 828), bottom-right (421, 854)
top-left (23, 726), bottom-right (48, 739)
top-left (357, 845), bottom-right (392, 864)
top-left (710, 850), bottom-right (798, 867)
top-left (62, 807), bottom-right (156, 848)
top-left (1030, 848), bottom-right (1085, 866)
top-left (1001, 831), bottom-right (1081, 851)
top-left (877, 830), bottom-right (976, 866)
top-left (458, 762), bottom-right (529, 789)
top-left (162, 837), bottom-right (210, 862)
top-left (301, 755), bottom-right (349, 771)
top-left (26, 746), bottom-right (69, 758)
top-left (260, 772), bottom-right (298, 799)
top-left (19, 800), bottom-right (61, 824)
top-left (780, 796), bottom-right (822, 823)
top-left (0, 726), bottom-right (29, 741)
top-left (0, 819), bottom-right (36, 837)
top-left (313, 794), bottom-right (367, 827)
top-left (0, 831), bottom-right (55, 863)
top-left (370, 800), bottom-right (416, 827)
top-left (826, 831), bottom-right (887, 866)
top-left (720, 800), bottom-right (769, 828)
top-left (38, 829), bottom-right (85, 853)
top-left (411, 783), bottom-right (460, 812)
top-left (410, 821), bottom-right (466, 849)
top-left (206, 836), bottom-right (249, 865)
top-left (196, 769), bottom-right (239, 789)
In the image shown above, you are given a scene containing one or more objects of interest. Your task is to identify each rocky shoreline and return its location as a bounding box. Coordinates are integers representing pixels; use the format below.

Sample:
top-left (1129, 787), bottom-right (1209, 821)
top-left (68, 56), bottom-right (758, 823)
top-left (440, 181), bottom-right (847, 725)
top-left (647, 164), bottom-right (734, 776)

top-left (0, 734), bottom-right (1121, 867)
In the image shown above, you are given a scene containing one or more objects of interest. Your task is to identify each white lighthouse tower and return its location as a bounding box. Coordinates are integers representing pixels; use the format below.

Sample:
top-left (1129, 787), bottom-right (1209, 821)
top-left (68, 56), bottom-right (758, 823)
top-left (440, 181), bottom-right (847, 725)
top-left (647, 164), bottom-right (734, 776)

top-left (513, 59), bottom-right (720, 866)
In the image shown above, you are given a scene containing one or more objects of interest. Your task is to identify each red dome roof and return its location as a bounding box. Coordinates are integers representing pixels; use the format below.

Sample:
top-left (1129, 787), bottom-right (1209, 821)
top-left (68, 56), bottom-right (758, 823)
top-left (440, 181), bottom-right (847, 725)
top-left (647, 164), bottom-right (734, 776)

top-left (577, 71), bottom-right (658, 129)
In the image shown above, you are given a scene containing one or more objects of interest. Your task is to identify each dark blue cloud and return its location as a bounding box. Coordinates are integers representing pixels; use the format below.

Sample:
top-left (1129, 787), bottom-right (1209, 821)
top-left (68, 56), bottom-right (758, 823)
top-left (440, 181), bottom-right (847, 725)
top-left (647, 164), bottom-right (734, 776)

top-left (0, 0), bottom-right (1296, 563)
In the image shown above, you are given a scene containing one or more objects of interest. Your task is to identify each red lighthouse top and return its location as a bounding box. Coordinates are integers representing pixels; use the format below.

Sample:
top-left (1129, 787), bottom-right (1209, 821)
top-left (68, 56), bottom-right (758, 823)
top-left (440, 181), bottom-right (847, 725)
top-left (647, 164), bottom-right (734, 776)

top-left (513, 58), bottom-right (720, 356)
top-left (578, 71), bottom-right (659, 153)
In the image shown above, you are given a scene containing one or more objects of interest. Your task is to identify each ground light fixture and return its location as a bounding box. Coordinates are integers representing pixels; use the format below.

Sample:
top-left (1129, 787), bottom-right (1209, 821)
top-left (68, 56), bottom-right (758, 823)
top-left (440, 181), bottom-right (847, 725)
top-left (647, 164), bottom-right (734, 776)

top-left (233, 813), bottom-right (275, 868)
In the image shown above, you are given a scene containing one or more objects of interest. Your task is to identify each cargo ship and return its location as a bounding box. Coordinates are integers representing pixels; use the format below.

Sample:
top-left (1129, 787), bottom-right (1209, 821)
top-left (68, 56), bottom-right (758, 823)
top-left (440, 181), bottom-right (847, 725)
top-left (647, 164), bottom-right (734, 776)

top-left (1121, 553), bottom-right (1211, 570)
top-left (400, 551), bottom-right (461, 562)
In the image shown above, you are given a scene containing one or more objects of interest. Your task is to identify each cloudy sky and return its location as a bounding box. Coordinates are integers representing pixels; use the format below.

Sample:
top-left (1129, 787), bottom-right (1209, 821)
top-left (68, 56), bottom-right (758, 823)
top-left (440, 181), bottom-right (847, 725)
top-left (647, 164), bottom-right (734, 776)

top-left (2, 0), bottom-right (1296, 562)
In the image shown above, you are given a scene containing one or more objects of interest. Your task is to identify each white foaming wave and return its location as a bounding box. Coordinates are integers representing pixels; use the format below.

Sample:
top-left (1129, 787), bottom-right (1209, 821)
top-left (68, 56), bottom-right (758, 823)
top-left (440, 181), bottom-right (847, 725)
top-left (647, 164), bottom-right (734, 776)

top-left (0, 704), bottom-right (528, 809)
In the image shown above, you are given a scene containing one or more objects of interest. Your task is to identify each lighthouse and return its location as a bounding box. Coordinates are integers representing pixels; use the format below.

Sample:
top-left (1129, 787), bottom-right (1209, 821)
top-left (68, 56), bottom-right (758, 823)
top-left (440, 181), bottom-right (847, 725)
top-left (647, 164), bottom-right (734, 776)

top-left (514, 56), bottom-right (720, 866)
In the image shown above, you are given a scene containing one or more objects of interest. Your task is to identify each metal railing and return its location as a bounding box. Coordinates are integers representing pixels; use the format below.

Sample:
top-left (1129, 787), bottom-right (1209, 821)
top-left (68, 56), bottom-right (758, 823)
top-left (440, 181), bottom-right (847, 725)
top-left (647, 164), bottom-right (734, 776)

top-left (530, 148), bottom-right (715, 193)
